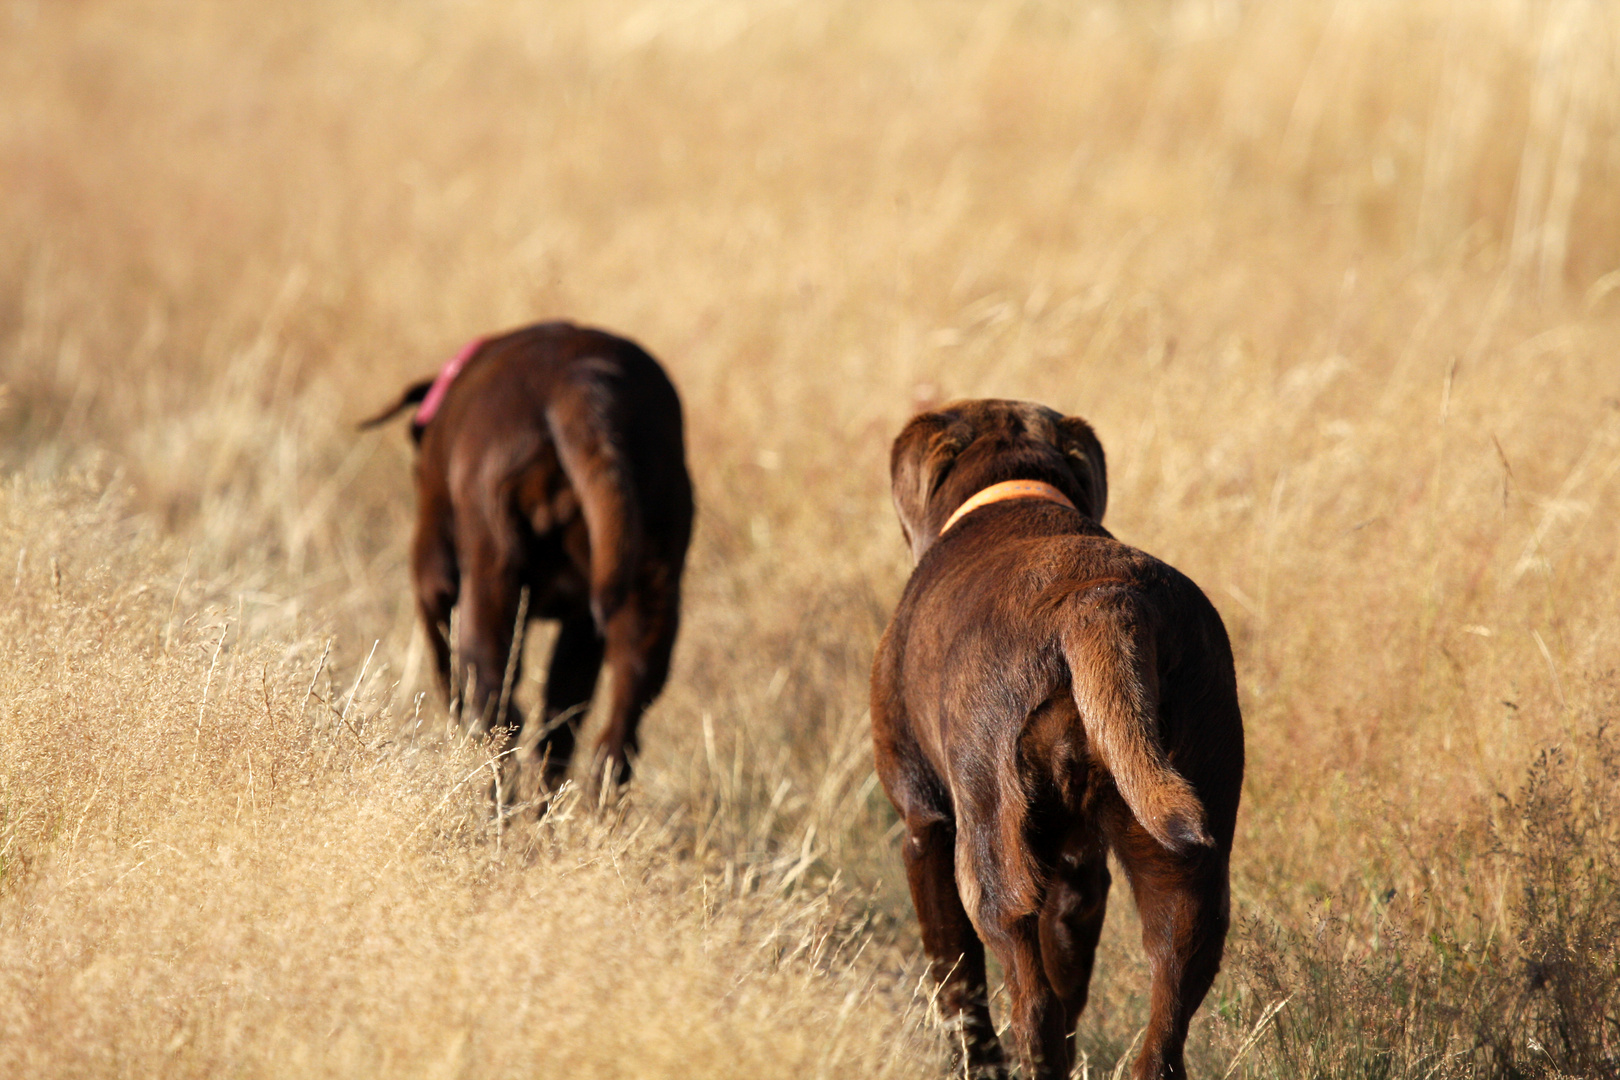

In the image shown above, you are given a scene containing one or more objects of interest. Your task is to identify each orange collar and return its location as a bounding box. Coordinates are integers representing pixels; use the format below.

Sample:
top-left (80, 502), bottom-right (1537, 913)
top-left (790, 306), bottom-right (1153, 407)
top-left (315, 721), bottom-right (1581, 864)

top-left (940, 480), bottom-right (1077, 536)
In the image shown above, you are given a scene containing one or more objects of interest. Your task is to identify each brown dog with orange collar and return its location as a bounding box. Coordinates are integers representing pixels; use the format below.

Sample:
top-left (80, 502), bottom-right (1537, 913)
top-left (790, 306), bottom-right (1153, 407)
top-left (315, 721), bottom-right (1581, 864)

top-left (871, 399), bottom-right (1243, 1080)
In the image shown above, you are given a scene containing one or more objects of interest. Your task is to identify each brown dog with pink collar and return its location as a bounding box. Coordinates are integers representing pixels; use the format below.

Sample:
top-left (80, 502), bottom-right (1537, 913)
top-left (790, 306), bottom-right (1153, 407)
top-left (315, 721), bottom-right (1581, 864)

top-left (363, 322), bottom-right (692, 793)
top-left (871, 399), bottom-right (1243, 1080)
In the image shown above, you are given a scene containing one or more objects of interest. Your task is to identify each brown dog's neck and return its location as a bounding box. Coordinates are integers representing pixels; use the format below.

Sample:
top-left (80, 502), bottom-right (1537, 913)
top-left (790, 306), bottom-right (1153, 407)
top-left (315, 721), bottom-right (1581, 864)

top-left (939, 480), bottom-right (1077, 536)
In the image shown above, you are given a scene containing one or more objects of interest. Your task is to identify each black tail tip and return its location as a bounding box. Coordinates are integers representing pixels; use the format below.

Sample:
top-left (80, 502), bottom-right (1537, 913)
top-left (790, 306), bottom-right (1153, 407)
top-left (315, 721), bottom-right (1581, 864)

top-left (357, 379), bottom-right (434, 432)
top-left (1161, 812), bottom-right (1216, 855)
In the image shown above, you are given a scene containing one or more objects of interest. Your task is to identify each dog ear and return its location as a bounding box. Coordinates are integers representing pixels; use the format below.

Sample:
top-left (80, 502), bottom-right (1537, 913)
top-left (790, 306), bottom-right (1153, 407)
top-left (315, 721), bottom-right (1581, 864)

top-left (1056, 415), bottom-right (1108, 521)
top-left (890, 410), bottom-right (968, 561)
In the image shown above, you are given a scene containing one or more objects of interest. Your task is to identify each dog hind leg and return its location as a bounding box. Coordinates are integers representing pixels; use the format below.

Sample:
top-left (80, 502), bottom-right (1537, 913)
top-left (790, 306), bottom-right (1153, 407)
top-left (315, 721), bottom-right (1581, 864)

top-left (951, 799), bottom-right (1067, 1080)
top-left (411, 495), bottom-right (458, 698)
top-left (533, 612), bottom-right (605, 791)
top-left (977, 905), bottom-right (1069, 1080)
top-left (454, 519), bottom-right (527, 743)
top-left (1038, 846), bottom-right (1111, 1047)
top-left (591, 578), bottom-right (680, 787)
top-left (1115, 830), bottom-right (1229, 1080)
top-left (902, 819), bottom-right (1007, 1080)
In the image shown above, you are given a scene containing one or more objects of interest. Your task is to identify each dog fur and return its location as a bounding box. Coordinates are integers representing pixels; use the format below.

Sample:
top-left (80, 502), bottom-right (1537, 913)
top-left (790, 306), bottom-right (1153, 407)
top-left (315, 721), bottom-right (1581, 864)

top-left (871, 399), bottom-right (1243, 1079)
top-left (363, 322), bottom-right (693, 791)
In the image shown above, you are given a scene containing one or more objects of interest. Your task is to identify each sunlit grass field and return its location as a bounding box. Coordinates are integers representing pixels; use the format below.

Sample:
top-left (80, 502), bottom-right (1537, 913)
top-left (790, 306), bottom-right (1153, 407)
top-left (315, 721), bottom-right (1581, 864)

top-left (3, 1), bottom-right (1619, 1075)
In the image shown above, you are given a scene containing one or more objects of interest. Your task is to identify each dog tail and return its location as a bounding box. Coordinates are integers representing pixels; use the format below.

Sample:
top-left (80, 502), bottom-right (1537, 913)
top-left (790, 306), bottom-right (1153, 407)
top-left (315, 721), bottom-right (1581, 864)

top-left (1061, 605), bottom-right (1213, 855)
top-left (357, 380), bottom-right (434, 430)
top-left (546, 361), bottom-right (642, 631)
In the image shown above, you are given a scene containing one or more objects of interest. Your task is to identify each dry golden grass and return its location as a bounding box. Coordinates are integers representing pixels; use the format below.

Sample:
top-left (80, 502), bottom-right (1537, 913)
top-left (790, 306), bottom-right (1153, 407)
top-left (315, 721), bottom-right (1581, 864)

top-left (0, 478), bottom-right (938, 1078)
top-left (3, 0), bottom-right (1620, 1075)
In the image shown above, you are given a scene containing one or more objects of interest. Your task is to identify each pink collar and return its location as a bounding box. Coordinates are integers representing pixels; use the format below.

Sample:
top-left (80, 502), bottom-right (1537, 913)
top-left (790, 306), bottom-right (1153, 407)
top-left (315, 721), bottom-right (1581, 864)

top-left (940, 480), bottom-right (1076, 536)
top-left (415, 337), bottom-right (488, 427)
